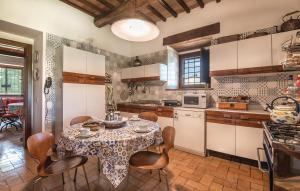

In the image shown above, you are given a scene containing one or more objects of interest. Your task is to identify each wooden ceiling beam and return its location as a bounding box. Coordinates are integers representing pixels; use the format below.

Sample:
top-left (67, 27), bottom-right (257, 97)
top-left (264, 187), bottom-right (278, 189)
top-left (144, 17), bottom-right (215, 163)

top-left (158, 0), bottom-right (177, 18)
top-left (147, 5), bottom-right (166, 22)
top-left (176, 0), bottom-right (190, 13)
top-left (60, 0), bottom-right (97, 17)
top-left (97, 0), bottom-right (115, 10)
top-left (94, 0), bottom-right (158, 27)
top-left (196, 0), bottom-right (204, 8)
top-left (76, 0), bottom-right (102, 13)
top-left (136, 10), bottom-right (156, 24)
top-left (163, 22), bottom-right (220, 45)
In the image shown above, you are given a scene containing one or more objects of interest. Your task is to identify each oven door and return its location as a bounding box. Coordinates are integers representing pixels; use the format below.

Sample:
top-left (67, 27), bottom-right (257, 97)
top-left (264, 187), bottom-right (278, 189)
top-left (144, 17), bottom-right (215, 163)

top-left (257, 144), bottom-right (273, 191)
top-left (182, 96), bottom-right (199, 107)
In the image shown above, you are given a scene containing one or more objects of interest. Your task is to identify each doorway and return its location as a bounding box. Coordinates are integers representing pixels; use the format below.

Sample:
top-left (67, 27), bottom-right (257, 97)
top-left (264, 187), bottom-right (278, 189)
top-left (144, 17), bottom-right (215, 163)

top-left (0, 38), bottom-right (32, 148)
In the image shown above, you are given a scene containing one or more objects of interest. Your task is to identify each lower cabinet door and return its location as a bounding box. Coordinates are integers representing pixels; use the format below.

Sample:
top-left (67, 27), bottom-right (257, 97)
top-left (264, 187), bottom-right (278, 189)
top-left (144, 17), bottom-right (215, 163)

top-left (236, 126), bottom-right (263, 160)
top-left (207, 122), bottom-right (236, 155)
top-left (157, 117), bottom-right (173, 130)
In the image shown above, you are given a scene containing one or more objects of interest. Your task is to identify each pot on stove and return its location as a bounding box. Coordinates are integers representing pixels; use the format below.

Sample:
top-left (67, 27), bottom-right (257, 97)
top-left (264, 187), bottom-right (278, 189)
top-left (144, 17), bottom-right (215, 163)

top-left (266, 96), bottom-right (300, 124)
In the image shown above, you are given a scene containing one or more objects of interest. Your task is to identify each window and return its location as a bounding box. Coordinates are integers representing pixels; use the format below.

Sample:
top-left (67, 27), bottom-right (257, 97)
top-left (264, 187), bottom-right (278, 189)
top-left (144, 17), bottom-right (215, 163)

top-left (0, 67), bottom-right (23, 95)
top-left (179, 50), bottom-right (210, 88)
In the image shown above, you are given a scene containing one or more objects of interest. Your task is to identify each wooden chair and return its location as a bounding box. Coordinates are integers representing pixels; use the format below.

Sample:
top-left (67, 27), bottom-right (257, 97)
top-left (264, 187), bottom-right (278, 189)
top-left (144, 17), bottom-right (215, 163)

top-left (70, 116), bottom-right (92, 126)
top-left (138, 112), bottom-right (158, 122)
top-left (27, 132), bottom-right (90, 191)
top-left (0, 97), bottom-right (21, 132)
top-left (129, 126), bottom-right (175, 191)
top-left (69, 115), bottom-right (102, 174)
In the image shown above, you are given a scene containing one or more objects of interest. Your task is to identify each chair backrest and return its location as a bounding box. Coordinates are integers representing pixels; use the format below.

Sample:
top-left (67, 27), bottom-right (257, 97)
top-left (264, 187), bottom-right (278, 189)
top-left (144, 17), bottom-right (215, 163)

top-left (138, 112), bottom-right (158, 122)
top-left (70, 116), bottom-right (92, 126)
top-left (162, 126), bottom-right (175, 152)
top-left (0, 97), bottom-right (6, 115)
top-left (27, 133), bottom-right (55, 173)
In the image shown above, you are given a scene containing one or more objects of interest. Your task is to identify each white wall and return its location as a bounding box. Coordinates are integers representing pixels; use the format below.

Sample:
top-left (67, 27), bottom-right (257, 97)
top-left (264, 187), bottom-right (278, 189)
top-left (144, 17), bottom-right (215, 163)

top-left (0, 0), bottom-right (132, 56)
top-left (131, 0), bottom-right (300, 56)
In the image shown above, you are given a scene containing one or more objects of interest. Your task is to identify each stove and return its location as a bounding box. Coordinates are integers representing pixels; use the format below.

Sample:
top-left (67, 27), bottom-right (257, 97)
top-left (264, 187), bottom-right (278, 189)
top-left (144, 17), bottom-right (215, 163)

top-left (264, 121), bottom-right (300, 145)
top-left (262, 121), bottom-right (300, 191)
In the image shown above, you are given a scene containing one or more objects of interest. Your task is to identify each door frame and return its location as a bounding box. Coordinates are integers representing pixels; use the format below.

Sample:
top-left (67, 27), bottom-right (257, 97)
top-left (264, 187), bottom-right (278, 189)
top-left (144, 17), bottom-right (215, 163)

top-left (0, 38), bottom-right (32, 147)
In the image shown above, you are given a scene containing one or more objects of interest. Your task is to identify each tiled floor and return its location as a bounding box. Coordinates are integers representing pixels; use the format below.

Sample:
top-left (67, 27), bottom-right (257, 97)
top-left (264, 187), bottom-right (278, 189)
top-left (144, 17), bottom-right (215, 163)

top-left (0, 133), bottom-right (269, 191)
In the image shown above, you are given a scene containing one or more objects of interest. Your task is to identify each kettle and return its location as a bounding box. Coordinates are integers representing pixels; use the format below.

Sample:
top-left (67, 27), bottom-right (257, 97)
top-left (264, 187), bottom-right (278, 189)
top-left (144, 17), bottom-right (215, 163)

top-left (266, 96), bottom-right (300, 124)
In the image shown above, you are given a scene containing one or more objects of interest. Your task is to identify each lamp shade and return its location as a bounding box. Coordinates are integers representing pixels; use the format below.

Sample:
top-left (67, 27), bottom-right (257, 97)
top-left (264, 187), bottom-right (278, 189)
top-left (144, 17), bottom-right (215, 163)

top-left (111, 18), bottom-right (160, 42)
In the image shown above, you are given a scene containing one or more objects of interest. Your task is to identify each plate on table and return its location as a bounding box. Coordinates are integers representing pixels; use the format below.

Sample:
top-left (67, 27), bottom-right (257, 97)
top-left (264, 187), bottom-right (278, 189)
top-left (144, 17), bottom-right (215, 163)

top-left (133, 127), bottom-right (151, 133)
top-left (129, 117), bottom-right (140, 121)
top-left (82, 120), bottom-right (102, 128)
top-left (76, 133), bottom-right (94, 139)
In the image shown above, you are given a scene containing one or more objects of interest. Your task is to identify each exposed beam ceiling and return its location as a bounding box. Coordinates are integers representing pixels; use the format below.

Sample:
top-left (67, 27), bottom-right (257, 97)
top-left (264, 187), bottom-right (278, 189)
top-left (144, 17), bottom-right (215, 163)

top-left (61, 0), bottom-right (219, 28)
top-left (158, 0), bottom-right (177, 17)
top-left (147, 5), bottom-right (167, 22)
top-left (196, 0), bottom-right (205, 8)
top-left (176, 0), bottom-right (190, 13)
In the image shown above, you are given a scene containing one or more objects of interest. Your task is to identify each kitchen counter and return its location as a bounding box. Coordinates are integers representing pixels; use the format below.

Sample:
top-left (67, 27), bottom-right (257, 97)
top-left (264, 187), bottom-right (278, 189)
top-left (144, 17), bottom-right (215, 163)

top-left (206, 107), bottom-right (269, 115)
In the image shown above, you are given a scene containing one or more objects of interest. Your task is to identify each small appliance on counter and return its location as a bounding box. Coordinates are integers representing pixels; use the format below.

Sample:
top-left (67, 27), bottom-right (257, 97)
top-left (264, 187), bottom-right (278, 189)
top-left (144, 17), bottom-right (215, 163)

top-left (163, 100), bottom-right (181, 107)
top-left (182, 92), bottom-right (208, 108)
top-left (216, 95), bottom-right (250, 110)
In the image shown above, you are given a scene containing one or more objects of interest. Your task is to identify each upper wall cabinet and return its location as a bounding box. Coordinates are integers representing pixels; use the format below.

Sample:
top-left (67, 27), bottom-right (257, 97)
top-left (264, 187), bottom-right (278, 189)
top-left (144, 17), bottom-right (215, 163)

top-left (121, 63), bottom-right (167, 82)
top-left (272, 30), bottom-right (300, 66)
top-left (210, 41), bottom-right (238, 76)
top-left (238, 35), bottom-right (272, 69)
top-left (86, 51), bottom-right (105, 76)
top-left (63, 46), bottom-right (86, 73)
top-left (63, 46), bottom-right (105, 75)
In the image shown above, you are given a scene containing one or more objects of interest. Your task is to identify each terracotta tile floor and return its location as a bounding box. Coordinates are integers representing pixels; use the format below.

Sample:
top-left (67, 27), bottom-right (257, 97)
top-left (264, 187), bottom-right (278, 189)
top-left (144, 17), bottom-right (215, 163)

top-left (0, 133), bottom-right (269, 191)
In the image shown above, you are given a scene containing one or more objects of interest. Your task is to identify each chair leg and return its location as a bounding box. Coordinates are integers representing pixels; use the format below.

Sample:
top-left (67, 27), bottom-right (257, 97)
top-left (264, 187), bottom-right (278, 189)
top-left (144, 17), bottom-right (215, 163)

top-left (73, 168), bottom-right (78, 182)
top-left (82, 165), bottom-right (91, 191)
top-left (97, 157), bottom-right (101, 173)
top-left (62, 173), bottom-right (65, 185)
top-left (162, 169), bottom-right (169, 191)
top-left (158, 169), bottom-right (162, 182)
top-left (32, 176), bottom-right (42, 191)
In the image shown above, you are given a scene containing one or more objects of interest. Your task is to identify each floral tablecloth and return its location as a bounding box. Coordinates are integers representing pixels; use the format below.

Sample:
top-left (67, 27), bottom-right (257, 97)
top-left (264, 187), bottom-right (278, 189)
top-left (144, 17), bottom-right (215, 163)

top-left (57, 119), bottom-right (163, 187)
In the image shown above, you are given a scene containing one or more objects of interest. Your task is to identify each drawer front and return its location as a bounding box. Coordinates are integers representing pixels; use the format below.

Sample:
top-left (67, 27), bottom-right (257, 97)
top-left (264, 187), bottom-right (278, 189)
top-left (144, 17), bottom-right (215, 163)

top-left (236, 113), bottom-right (269, 128)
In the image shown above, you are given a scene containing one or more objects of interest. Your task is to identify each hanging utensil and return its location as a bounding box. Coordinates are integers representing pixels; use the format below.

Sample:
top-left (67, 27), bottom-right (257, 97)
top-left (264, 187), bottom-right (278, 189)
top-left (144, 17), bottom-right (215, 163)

top-left (281, 11), bottom-right (300, 32)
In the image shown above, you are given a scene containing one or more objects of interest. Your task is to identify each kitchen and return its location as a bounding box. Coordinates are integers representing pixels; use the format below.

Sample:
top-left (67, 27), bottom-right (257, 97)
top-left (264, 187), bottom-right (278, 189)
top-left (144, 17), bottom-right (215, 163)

top-left (0, 0), bottom-right (300, 191)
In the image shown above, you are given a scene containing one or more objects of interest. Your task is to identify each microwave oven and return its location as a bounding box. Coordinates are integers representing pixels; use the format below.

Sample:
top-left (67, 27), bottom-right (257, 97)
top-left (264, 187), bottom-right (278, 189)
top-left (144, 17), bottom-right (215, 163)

top-left (182, 93), bottom-right (208, 108)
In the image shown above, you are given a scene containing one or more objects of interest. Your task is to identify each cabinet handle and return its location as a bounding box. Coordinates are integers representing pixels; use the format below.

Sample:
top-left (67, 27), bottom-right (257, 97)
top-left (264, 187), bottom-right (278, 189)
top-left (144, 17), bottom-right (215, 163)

top-left (185, 114), bottom-right (192, 117)
top-left (240, 116), bottom-right (250, 120)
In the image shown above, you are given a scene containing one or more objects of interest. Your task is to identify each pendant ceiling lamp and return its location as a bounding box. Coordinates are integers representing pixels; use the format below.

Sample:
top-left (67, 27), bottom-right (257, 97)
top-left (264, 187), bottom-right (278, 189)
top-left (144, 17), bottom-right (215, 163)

top-left (111, 0), bottom-right (160, 42)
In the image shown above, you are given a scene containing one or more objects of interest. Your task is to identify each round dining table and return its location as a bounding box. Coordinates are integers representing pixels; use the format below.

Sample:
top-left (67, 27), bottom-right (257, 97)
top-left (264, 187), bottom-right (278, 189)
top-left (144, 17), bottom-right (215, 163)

top-left (57, 119), bottom-right (163, 188)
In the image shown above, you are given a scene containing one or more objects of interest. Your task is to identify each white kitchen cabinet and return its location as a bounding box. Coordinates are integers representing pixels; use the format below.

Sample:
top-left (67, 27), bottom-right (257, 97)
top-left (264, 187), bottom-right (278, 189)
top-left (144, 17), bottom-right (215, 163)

top-left (157, 116), bottom-right (173, 130)
top-left (121, 63), bottom-right (167, 81)
top-left (272, 30), bottom-right (300, 66)
top-left (131, 66), bottom-right (145, 78)
top-left (207, 122), bottom-right (236, 155)
top-left (86, 85), bottom-right (106, 119)
top-left (238, 35), bottom-right (272, 69)
top-left (210, 41), bottom-right (238, 71)
top-left (63, 83), bottom-right (86, 128)
top-left (144, 64), bottom-right (168, 81)
top-left (236, 126), bottom-right (264, 160)
top-left (63, 46), bottom-right (86, 73)
top-left (121, 68), bottom-right (132, 79)
top-left (58, 46), bottom-right (106, 130)
top-left (86, 52), bottom-right (105, 76)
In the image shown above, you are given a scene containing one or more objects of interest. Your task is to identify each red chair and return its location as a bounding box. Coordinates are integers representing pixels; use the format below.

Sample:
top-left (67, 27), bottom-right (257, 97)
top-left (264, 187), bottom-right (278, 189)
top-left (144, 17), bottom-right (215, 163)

top-left (0, 97), bottom-right (21, 132)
